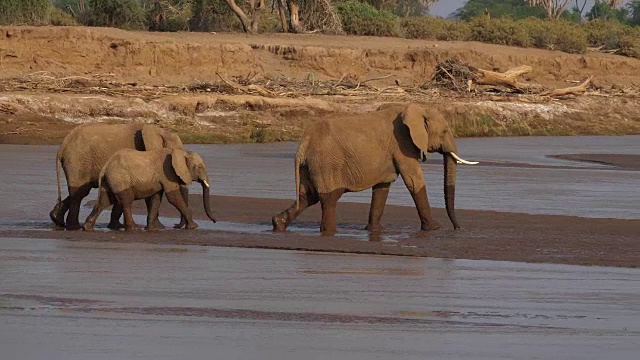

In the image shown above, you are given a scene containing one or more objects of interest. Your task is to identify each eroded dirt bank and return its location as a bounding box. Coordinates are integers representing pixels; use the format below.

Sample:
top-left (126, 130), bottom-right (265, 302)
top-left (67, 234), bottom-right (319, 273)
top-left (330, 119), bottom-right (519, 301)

top-left (1, 26), bottom-right (640, 144)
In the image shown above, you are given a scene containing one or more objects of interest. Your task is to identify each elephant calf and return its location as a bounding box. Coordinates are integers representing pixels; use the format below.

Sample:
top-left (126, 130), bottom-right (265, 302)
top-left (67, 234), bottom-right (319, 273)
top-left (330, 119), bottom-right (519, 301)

top-left (272, 103), bottom-right (478, 234)
top-left (82, 148), bottom-right (217, 232)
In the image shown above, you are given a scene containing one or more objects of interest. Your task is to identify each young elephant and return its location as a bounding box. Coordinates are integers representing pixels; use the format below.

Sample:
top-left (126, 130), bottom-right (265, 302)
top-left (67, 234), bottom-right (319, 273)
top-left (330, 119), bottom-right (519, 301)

top-left (272, 103), bottom-right (478, 234)
top-left (82, 148), bottom-right (217, 231)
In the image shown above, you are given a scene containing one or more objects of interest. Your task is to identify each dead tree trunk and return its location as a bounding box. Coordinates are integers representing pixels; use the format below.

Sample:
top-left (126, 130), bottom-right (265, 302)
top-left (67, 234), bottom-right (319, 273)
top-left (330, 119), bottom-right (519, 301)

top-left (224, 0), bottom-right (264, 34)
top-left (276, 0), bottom-right (288, 33)
top-left (287, 0), bottom-right (303, 33)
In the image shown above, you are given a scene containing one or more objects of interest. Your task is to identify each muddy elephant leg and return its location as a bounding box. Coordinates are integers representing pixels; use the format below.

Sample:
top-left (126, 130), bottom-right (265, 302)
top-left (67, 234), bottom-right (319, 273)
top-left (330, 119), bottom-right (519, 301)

top-left (145, 191), bottom-right (165, 231)
top-left (82, 187), bottom-right (114, 232)
top-left (397, 161), bottom-right (441, 231)
top-left (50, 196), bottom-right (71, 228)
top-left (65, 184), bottom-right (92, 231)
top-left (365, 182), bottom-right (391, 231)
top-left (165, 190), bottom-right (197, 230)
top-left (272, 183), bottom-right (319, 232)
top-left (107, 204), bottom-right (124, 230)
top-left (116, 189), bottom-right (141, 232)
top-left (173, 185), bottom-right (189, 229)
top-left (319, 188), bottom-right (345, 235)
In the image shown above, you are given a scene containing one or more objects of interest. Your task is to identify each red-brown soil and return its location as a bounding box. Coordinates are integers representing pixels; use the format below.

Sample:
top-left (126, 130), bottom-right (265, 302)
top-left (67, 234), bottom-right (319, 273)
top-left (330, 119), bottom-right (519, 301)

top-left (1, 26), bottom-right (640, 144)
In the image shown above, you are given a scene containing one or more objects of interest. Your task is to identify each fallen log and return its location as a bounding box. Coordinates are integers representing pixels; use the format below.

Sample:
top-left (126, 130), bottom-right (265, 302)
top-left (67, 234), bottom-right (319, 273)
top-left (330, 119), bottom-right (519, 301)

top-left (473, 65), bottom-right (533, 90)
top-left (541, 76), bottom-right (593, 97)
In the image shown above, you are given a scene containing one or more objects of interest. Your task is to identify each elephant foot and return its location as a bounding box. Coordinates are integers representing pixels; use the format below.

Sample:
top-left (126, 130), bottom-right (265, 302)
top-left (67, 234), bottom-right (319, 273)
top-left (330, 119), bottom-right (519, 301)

top-left (421, 221), bottom-right (442, 231)
top-left (364, 224), bottom-right (385, 232)
top-left (49, 208), bottom-right (66, 228)
top-left (65, 223), bottom-right (82, 231)
top-left (174, 217), bottom-right (187, 229)
top-left (124, 224), bottom-right (142, 232)
top-left (272, 215), bottom-right (287, 232)
top-left (107, 221), bottom-right (124, 230)
top-left (185, 222), bottom-right (199, 230)
top-left (145, 224), bottom-right (164, 231)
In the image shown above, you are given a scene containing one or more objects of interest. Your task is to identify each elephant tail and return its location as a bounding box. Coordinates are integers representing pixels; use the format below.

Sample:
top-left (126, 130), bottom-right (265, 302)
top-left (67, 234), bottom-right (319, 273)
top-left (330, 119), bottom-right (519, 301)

top-left (55, 148), bottom-right (63, 205)
top-left (294, 137), bottom-right (309, 211)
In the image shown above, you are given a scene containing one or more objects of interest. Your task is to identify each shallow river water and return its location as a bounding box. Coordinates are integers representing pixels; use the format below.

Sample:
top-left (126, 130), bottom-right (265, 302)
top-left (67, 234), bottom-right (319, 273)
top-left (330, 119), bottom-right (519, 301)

top-left (0, 135), bottom-right (638, 359)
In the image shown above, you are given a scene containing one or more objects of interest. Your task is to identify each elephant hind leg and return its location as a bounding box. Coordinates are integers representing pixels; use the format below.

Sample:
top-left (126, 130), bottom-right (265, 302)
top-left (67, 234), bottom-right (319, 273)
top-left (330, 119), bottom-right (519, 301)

top-left (272, 183), bottom-right (319, 232)
top-left (66, 184), bottom-right (92, 231)
top-left (50, 196), bottom-right (71, 228)
top-left (82, 187), bottom-right (114, 232)
top-left (319, 188), bottom-right (345, 235)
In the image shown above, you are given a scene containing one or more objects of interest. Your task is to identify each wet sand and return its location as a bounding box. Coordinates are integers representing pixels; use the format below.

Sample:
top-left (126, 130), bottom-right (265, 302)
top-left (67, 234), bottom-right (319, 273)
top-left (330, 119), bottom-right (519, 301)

top-left (2, 193), bottom-right (638, 268)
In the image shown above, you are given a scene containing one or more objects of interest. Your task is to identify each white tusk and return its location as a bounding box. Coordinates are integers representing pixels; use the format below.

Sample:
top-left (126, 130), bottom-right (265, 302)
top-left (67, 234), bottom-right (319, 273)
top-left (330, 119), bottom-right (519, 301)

top-left (450, 152), bottom-right (479, 165)
top-left (202, 180), bottom-right (210, 188)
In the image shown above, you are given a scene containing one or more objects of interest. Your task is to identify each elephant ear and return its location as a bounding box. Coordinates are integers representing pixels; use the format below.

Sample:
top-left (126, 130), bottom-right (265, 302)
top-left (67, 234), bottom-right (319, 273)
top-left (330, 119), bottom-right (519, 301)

top-left (142, 125), bottom-right (165, 150)
top-left (401, 104), bottom-right (429, 154)
top-left (171, 149), bottom-right (192, 185)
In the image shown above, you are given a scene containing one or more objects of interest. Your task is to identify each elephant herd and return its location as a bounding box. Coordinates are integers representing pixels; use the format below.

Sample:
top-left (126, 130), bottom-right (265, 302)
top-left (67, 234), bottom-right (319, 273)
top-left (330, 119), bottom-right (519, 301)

top-left (49, 103), bottom-right (478, 234)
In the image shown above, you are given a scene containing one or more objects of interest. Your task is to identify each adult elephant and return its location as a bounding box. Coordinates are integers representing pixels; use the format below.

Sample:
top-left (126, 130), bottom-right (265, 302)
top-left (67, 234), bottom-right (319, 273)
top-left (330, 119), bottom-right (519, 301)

top-left (272, 103), bottom-right (478, 234)
top-left (50, 123), bottom-right (186, 230)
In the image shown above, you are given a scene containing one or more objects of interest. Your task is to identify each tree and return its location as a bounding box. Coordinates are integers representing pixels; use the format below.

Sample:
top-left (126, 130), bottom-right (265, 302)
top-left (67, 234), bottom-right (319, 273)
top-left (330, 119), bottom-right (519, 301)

top-left (224, 0), bottom-right (264, 33)
top-left (587, 0), bottom-right (629, 21)
top-left (358, 0), bottom-right (438, 16)
top-left (526, 0), bottom-right (572, 19)
top-left (629, 0), bottom-right (640, 25)
top-left (452, 0), bottom-right (546, 20)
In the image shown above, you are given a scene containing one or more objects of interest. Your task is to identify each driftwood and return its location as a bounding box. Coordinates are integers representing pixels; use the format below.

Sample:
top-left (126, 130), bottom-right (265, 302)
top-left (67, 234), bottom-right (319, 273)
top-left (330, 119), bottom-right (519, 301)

top-left (541, 76), bottom-right (593, 97)
top-left (473, 65), bottom-right (533, 90)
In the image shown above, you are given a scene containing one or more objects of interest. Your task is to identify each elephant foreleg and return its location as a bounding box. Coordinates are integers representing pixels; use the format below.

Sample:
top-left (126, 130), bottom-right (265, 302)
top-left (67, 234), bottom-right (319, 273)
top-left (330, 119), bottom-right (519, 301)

top-left (365, 182), bottom-right (391, 232)
top-left (107, 204), bottom-right (124, 230)
top-left (173, 185), bottom-right (189, 229)
top-left (410, 186), bottom-right (441, 231)
top-left (397, 161), bottom-right (441, 231)
top-left (66, 184), bottom-right (92, 231)
top-left (145, 191), bottom-right (165, 231)
top-left (165, 190), bottom-right (197, 230)
top-left (319, 188), bottom-right (345, 235)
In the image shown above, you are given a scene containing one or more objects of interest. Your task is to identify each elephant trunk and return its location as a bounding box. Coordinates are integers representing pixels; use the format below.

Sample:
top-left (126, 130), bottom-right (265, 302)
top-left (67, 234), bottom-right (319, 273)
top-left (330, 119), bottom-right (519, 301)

top-left (444, 153), bottom-right (460, 229)
top-left (201, 177), bottom-right (217, 223)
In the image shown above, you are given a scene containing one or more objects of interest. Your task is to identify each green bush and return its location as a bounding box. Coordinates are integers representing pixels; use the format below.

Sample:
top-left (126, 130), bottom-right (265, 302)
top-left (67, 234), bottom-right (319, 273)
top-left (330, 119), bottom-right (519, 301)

top-left (49, 7), bottom-right (79, 26)
top-left (521, 18), bottom-right (587, 54)
top-left (336, 1), bottom-right (402, 37)
top-left (83, 0), bottom-right (145, 30)
top-left (401, 16), bottom-right (471, 41)
top-left (0, 0), bottom-right (50, 25)
top-left (583, 19), bottom-right (639, 50)
top-left (469, 16), bottom-right (532, 48)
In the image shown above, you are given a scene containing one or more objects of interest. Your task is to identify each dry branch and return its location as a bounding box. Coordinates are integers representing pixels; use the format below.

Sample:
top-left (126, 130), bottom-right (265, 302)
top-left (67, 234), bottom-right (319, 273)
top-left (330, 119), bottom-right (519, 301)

top-left (541, 76), bottom-right (593, 97)
top-left (215, 72), bottom-right (276, 97)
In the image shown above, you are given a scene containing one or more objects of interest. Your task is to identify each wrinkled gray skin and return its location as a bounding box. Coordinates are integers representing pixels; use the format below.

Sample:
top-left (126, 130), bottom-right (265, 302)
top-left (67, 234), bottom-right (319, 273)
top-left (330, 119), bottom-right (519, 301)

top-left (50, 123), bottom-right (187, 230)
top-left (272, 103), bottom-right (473, 235)
top-left (83, 148), bottom-right (217, 232)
